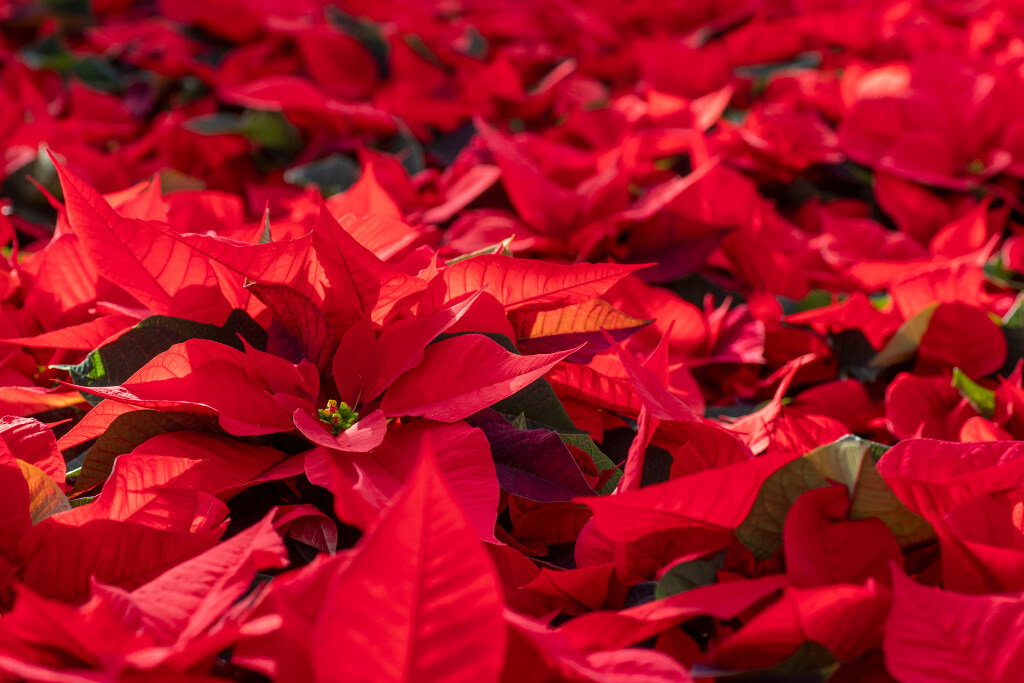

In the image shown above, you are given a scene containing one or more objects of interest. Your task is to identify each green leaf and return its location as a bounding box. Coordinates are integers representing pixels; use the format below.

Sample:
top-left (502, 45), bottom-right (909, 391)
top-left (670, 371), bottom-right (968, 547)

top-left (20, 34), bottom-right (75, 71)
top-left (951, 367), bottom-right (995, 418)
top-left (239, 110), bottom-right (302, 151)
top-left (654, 555), bottom-right (723, 600)
top-left (283, 154), bottom-right (361, 196)
top-left (779, 290), bottom-right (835, 316)
top-left (402, 34), bottom-right (447, 70)
top-left (445, 237), bottom-right (515, 265)
top-left (70, 56), bottom-right (125, 93)
top-left (73, 411), bottom-right (221, 493)
top-left (1000, 295), bottom-right (1024, 376)
top-left (984, 254), bottom-right (1024, 290)
top-left (387, 121), bottom-right (426, 176)
top-left (324, 6), bottom-right (390, 79)
top-left (869, 303), bottom-right (937, 368)
top-left (56, 311), bottom-right (265, 405)
top-left (44, 0), bottom-right (93, 20)
top-left (736, 435), bottom-right (934, 560)
top-left (454, 26), bottom-right (489, 59)
top-left (491, 377), bottom-right (578, 432)
top-left (560, 433), bottom-right (620, 494)
top-left (185, 113), bottom-right (245, 136)
top-left (186, 111), bottom-right (302, 152)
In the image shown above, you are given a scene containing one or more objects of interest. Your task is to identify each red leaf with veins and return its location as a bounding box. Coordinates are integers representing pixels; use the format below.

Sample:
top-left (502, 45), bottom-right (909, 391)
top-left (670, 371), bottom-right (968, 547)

top-left (885, 570), bottom-right (1024, 683)
top-left (248, 282), bottom-right (337, 373)
top-left (1, 314), bottom-right (136, 350)
top-left (917, 302), bottom-right (1007, 378)
top-left (382, 334), bottom-right (580, 422)
top-left (310, 450), bottom-right (506, 683)
top-left (131, 431), bottom-right (304, 499)
top-left (312, 418), bottom-right (499, 541)
top-left (432, 254), bottom-right (648, 313)
top-left (52, 157), bottom-right (238, 323)
top-left (557, 574), bottom-right (788, 652)
top-left (877, 439), bottom-right (1024, 523)
top-left (313, 202), bottom-right (426, 330)
top-left (713, 581), bottom-right (890, 669)
top-left (18, 454), bottom-right (228, 602)
top-left (71, 339), bottom-right (296, 437)
top-left (368, 289), bottom-right (485, 399)
top-left (582, 450), bottom-right (797, 542)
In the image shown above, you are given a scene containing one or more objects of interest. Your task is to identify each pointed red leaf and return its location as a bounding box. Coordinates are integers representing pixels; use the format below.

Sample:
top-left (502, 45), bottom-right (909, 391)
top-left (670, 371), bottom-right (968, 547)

top-left (876, 439), bottom-right (1024, 522)
top-left (0, 387), bottom-right (86, 418)
top-left (382, 334), bottom-right (580, 422)
top-left (663, 420), bottom-right (753, 479)
top-left (310, 451), bottom-right (506, 682)
top-left (917, 302), bottom-right (1007, 378)
top-left (75, 340), bottom-right (296, 437)
top-left (131, 431), bottom-right (304, 498)
top-left (19, 455), bottom-right (228, 601)
top-left (557, 574), bottom-right (788, 652)
top-left (583, 451), bottom-right (796, 542)
top-left (313, 203), bottom-right (426, 329)
top-left (248, 282), bottom-right (337, 372)
top-left (713, 581), bottom-right (890, 669)
top-left (476, 121), bottom-right (582, 235)
top-left (434, 254), bottom-right (648, 313)
top-left (367, 290), bottom-right (485, 399)
top-left (115, 511), bottom-right (287, 644)
top-left (52, 158), bottom-right (237, 322)
top-left (2, 315), bottom-right (136, 351)
top-left (332, 314), bottom-right (379, 406)
top-left (318, 419), bottom-right (499, 541)
top-left (173, 228), bottom-right (315, 291)
top-left (547, 361), bottom-right (644, 417)
top-left (606, 335), bottom-right (702, 422)
top-left (727, 355), bottom-right (814, 454)
top-left (885, 570), bottom-right (1024, 683)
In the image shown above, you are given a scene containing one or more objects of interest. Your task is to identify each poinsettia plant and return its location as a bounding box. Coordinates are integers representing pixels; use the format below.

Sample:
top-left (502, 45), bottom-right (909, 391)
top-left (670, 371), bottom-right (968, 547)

top-left (5, 0), bottom-right (1024, 681)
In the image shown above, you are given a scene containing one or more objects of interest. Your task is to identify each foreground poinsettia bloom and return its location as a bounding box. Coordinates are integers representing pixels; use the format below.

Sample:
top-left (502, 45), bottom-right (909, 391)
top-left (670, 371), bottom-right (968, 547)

top-left (6, 0), bottom-right (1024, 680)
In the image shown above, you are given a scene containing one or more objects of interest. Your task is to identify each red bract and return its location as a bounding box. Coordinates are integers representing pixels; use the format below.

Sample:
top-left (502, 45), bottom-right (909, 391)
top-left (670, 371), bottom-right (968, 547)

top-left (6, 0), bottom-right (1024, 679)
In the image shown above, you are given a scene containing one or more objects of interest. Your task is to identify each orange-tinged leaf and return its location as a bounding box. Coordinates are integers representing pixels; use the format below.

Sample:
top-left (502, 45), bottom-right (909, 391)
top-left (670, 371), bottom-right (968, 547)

top-left (17, 460), bottom-right (70, 524)
top-left (19, 455), bottom-right (229, 602)
top-left (512, 299), bottom-right (652, 361)
top-left (511, 299), bottom-right (651, 340)
top-left (0, 386), bottom-right (87, 418)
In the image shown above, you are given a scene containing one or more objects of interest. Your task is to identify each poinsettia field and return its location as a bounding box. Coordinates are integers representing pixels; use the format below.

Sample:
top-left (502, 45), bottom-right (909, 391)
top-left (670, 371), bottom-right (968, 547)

top-left (7, 0), bottom-right (1024, 681)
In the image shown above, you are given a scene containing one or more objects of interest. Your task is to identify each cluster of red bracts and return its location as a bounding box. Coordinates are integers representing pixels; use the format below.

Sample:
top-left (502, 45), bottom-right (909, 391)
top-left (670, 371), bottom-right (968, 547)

top-left (4, 0), bottom-right (1024, 681)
